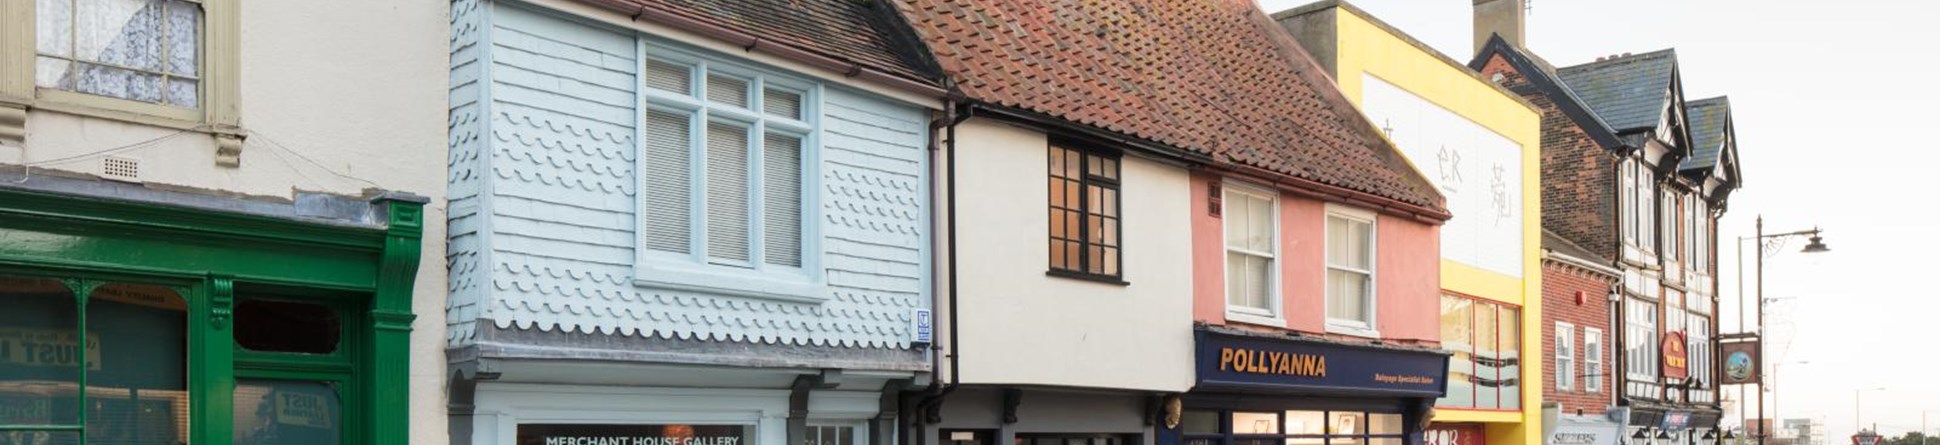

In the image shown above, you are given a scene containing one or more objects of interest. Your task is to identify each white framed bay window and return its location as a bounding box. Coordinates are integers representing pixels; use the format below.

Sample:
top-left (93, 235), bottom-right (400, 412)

top-left (634, 41), bottom-right (825, 302)
top-left (1223, 181), bottom-right (1280, 323)
top-left (1325, 204), bottom-right (1377, 336)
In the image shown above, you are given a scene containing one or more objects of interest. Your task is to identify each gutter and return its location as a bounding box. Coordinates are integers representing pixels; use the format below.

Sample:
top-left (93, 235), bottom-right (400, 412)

top-left (578, 0), bottom-right (947, 99)
top-left (912, 97), bottom-right (971, 439)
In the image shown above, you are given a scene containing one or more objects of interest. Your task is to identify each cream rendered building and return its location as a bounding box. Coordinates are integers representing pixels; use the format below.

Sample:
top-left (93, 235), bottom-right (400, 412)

top-left (0, 1), bottom-right (450, 443)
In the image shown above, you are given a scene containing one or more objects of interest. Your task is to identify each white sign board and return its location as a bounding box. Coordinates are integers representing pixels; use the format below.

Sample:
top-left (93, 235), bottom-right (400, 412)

top-left (1358, 74), bottom-right (1525, 278)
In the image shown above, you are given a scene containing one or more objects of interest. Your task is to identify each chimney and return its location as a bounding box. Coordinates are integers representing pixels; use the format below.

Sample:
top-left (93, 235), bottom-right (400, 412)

top-left (1473, 0), bottom-right (1526, 55)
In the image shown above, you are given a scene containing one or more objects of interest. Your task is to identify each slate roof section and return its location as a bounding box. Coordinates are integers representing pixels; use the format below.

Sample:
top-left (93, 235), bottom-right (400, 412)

top-left (589, 0), bottom-right (939, 82)
top-left (1543, 229), bottom-right (1610, 266)
top-left (1469, 35), bottom-right (1624, 151)
top-left (1557, 49), bottom-right (1678, 133)
top-left (1682, 96), bottom-right (1731, 172)
top-left (892, 0), bottom-right (1446, 213)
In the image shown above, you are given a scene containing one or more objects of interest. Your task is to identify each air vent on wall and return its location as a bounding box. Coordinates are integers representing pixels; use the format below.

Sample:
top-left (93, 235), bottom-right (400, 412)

top-left (102, 156), bottom-right (140, 182)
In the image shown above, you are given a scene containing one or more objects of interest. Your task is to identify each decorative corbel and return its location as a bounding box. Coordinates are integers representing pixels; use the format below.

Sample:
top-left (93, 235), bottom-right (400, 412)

top-left (213, 126), bottom-right (246, 168)
top-left (0, 101), bottom-right (24, 145)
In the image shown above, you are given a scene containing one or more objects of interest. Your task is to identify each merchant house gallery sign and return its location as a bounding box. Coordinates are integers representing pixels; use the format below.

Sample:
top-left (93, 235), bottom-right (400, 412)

top-left (518, 424), bottom-right (749, 445)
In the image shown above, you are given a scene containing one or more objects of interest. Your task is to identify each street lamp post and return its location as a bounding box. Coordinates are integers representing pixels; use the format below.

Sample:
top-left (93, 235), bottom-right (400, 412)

top-left (1741, 215), bottom-right (1829, 445)
top-left (1770, 361), bottom-right (1809, 439)
top-left (1855, 387), bottom-right (1887, 437)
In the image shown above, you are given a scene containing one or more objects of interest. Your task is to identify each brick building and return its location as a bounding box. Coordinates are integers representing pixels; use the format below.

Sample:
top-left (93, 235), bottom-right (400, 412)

top-left (1472, 5), bottom-right (1744, 444)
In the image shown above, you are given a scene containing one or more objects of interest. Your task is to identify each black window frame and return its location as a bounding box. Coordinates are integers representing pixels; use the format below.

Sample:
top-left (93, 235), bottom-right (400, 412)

top-left (1045, 141), bottom-right (1126, 284)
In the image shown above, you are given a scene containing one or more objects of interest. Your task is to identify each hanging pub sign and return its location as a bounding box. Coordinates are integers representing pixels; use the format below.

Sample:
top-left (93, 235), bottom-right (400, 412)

top-left (1661, 332), bottom-right (1689, 379)
top-left (1193, 328), bottom-right (1449, 398)
top-left (517, 424), bottom-right (750, 445)
top-left (1719, 338), bottom-right (1761, 385)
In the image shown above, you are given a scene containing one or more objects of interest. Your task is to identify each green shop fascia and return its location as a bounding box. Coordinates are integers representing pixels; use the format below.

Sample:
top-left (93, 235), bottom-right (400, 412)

top-left (0, 175), bottom-right (426, 445)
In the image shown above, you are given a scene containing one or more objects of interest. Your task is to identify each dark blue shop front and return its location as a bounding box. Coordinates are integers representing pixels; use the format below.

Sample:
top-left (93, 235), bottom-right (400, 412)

top-left (1160, 328), bottom-right (1452, 445)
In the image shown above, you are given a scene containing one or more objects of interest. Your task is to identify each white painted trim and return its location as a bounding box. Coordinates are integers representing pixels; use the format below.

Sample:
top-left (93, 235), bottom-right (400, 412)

top-left (1555, 321), bottom-right (1575, 391)
top-left (1323, 203), bottom-right (1378, 336)
top-left (1221, 179), bottom-right (1281, 321)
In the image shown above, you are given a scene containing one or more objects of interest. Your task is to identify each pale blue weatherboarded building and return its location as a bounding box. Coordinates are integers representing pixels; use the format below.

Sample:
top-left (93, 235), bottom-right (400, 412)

top-left (444, 1), bottom-right (939, 444)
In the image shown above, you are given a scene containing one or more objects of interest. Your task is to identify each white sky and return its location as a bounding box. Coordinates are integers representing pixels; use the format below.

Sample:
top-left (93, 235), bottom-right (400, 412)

top-left (1254, 0), bottom-right (1940, 440)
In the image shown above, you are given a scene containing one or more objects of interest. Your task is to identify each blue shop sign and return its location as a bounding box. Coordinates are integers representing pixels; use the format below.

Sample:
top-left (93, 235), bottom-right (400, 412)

top-left (1194, 329), bottom-right (1449, 398)
top-left (1660, 411), bottom-right (1691, 431)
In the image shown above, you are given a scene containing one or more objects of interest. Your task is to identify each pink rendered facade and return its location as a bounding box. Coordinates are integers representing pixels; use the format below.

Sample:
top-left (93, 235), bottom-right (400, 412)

top-left (1189, 172), bottom-right (1443, 348)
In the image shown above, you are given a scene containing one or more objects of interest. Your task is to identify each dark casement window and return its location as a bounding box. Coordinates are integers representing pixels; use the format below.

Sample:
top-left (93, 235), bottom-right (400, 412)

top-left (1047, 143), bottom-right (1122, 280)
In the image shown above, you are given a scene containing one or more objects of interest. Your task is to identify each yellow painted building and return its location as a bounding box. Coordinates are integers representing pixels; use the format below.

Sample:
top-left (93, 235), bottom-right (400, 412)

top-left (1273, 3), bottom-right (1544, 445)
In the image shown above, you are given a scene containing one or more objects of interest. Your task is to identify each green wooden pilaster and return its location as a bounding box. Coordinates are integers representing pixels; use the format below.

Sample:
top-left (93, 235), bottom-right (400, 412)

top-left (367, 196), bottom-right (424, 445)
top-left (200, 276), bottom-right (236, 445)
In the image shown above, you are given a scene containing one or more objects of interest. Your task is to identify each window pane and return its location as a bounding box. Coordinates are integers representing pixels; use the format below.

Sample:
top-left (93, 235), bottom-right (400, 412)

top-left (1232, 412), bottom-right (1278, 435)
top-left (1369, 413), bottom-right (1402, 434)
top-left (1474, 303), bottom-right (1499, 409)
top-left (1049, 240), bottom-right (1068, 270)
top-left (235, 299), bottom-right (341, 354)
top-left (645, 59), bottom-right (692, 94)
top-left (1284, 410), bottom-right (1323, 435)
top-left (643, 109), bottom-right (694, 254)
top-left (37, 0), bottom-right (74, 56)
top-left (1100, 188), bottom-right (1117, 218)
top-left (36, 56), bottom-right (75, 89)
top-left (706, 121), bottom-right (752, 263)
top-left (1225, 252), bottom-right (1246, 307)
top-left (76, 63), bottom-right (163, 103)
top-left (1437, 296), bottom-right (1474, 408)
top-left (1370, 439), bottom-right (1403, 445)
top-left (1500, 307), bottom-right (1521, 409)
top-left (1086, 246), bottom-right (1104, 274)
top-left (234, 379), bottom-right (341, 445)
top-left (706, 74), bottom-right (749, 107)
top-left (1182, 410), bottom-right (1219, 434)
top-left (1225, 193), bottom-right (1249, 249)
top-left (163, 0), bottom-right (198, 76)
top-left (1326, 217), bottom-right (1348, 264)
top-left (1347, 220), bottom-right (1371, 269)
top-left (764, 89), bottom-right (802, 120)
top-left (1327, 269), bottom-right (1367, 322)
top-left (86, 283), bottom-right (188, 445)
top-left (0, 275), bottom-right (81, 426)
top-left (1102, 247), bottom-right (1118, 276)
top-left (165, 77), bottom-right (197, 108)
top-left (77, 0), bottom-right (163, 71)
top-left (1247, 195), bottom-right (1271, 252)
top-left (763, 132), bottom-right (803, 267)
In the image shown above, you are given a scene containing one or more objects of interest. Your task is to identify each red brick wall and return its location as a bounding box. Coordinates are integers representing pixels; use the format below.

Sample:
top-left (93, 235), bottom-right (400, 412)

top-left (1541, 259), bottom-right (1616, 414)
top-left (1478, 54), bottom-right (1619, 261)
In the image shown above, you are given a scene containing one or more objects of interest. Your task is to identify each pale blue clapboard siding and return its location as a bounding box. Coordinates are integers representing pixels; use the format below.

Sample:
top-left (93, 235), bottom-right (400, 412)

top-left (455, 2), bottom-right (931, 350)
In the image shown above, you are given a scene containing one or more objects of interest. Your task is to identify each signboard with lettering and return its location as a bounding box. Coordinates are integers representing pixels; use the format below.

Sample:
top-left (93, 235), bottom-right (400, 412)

top-left (1662, 332), bottom-right (1689, 379)
top-left (1194, 329), bottom-right (1449, 397)
top-left (1427, 424), bottom-right (1484, 445)
top-left (1660, 411), bottom-right (1692, 431)
top-left (518, 424), bottom-right (751, 445)
top-left (1546, 415), bottom-right (1623, 445)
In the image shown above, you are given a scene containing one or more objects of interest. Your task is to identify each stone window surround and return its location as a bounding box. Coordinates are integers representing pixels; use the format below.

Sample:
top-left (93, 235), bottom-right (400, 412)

top-left (0, 0), bottom-right (243, 164)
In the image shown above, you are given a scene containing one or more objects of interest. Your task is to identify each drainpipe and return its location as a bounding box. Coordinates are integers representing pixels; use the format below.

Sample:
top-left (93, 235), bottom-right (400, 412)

top-left (914, 95), bottom-right (971, 444)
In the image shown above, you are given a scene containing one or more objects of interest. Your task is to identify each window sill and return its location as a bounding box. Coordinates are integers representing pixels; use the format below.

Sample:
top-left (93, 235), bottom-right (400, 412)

top-left (1044, 269), bottom-right (1129, 286)
top-left (634, 260), bottom-right (827, 303)
top-left (1225, 311), bottom-right (1285, 328)
top-left (33, 89), bottom-right (210, 131)
top-left (1325, 321), bottom-right (1380, 339)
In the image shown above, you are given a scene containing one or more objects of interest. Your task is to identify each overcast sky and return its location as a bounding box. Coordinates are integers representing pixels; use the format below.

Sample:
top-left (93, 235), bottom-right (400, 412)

top-left (1253, 0), bottom-right (1940, 439)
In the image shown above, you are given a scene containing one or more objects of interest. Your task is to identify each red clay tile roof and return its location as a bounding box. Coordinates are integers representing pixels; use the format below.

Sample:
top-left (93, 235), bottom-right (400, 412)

top-left (600, 0), bottom-right (938, 82)
top-left (894, 0), bottom-right (1445, 214)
